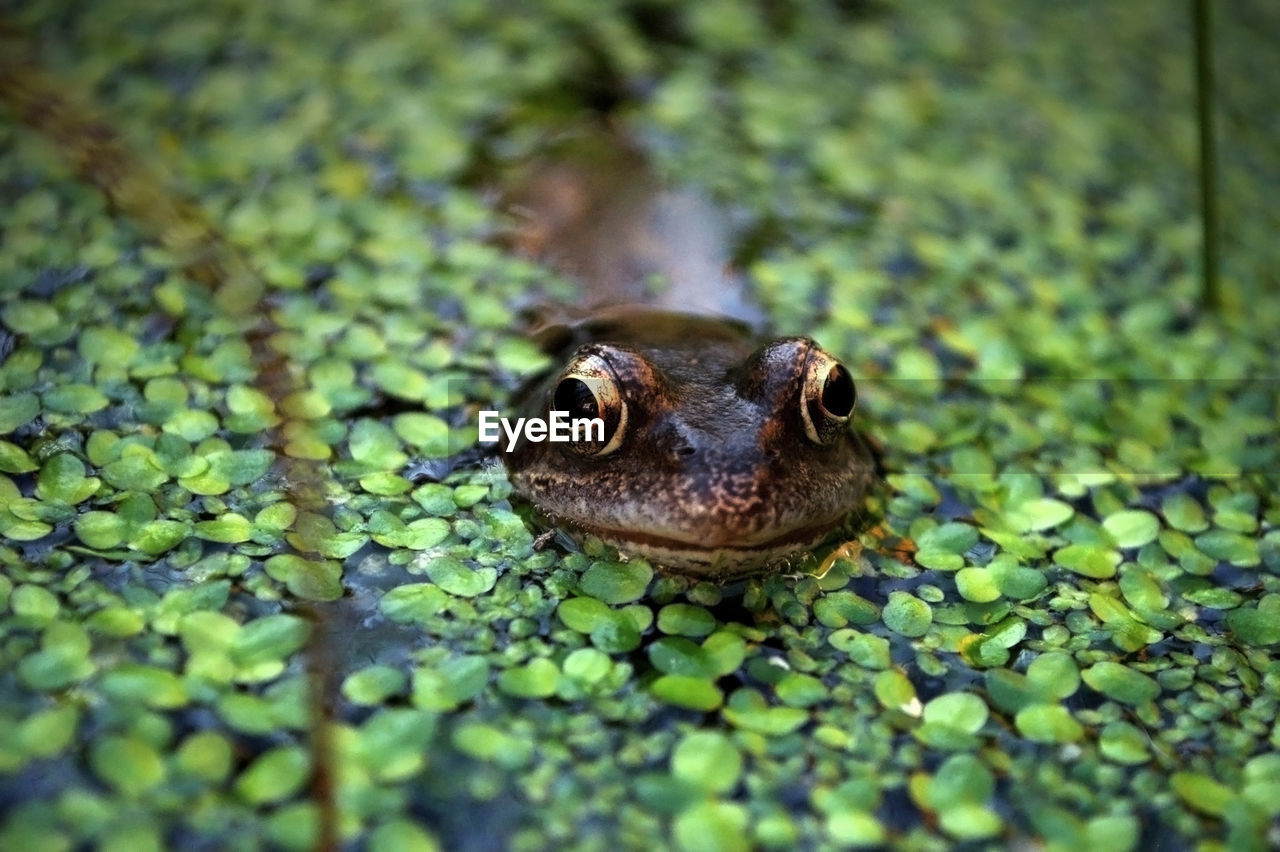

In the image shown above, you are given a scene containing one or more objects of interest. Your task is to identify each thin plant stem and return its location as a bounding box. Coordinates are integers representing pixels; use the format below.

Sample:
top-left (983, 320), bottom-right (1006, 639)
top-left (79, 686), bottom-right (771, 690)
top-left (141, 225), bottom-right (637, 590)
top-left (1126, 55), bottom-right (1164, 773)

top-left (1193, 0), bottom-right (1221, 311)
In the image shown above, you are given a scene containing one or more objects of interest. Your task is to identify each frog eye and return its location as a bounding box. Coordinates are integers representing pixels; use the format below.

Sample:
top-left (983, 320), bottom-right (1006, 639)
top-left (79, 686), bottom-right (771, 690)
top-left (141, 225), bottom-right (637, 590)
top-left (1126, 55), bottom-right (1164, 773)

top-left (553, 353), bottom-right (628, 456)
top-left (800, 349), bottom-right (856, 445)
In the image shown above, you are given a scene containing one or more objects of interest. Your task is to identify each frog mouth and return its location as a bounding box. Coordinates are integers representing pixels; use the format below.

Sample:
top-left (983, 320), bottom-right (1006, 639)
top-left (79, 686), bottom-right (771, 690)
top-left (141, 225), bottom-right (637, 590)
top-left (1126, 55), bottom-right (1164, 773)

top-left (564, 514), bottom-right (850, 573)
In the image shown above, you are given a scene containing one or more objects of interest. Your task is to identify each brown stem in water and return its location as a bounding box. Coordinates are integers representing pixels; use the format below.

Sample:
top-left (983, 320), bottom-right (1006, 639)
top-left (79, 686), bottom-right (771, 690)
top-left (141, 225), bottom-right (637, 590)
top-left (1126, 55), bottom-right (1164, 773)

top-left (1, 20), bottom-right (339, 850)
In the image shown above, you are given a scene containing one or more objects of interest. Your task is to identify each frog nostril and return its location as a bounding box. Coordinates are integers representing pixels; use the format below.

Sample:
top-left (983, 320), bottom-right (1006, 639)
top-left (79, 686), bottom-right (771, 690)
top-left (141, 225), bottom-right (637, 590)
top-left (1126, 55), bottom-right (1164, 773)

top-left (673, 445), bottom-right (696, 458)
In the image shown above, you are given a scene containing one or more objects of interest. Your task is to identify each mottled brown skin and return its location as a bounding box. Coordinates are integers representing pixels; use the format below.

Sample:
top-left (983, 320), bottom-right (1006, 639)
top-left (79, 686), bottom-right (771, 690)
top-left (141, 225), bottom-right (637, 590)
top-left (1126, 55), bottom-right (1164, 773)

top-left (499, 133), bottom-right (875, 578)
top-left (505, 308), bottom-right (876, 579)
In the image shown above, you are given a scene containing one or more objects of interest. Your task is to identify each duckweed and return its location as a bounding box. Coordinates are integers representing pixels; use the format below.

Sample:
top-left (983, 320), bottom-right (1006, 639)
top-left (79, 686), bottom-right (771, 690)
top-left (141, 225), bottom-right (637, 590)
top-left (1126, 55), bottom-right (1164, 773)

top-left (671, 730), bottom-right (741, 794)
top-left (2, 0), bottom-right (1278, 849)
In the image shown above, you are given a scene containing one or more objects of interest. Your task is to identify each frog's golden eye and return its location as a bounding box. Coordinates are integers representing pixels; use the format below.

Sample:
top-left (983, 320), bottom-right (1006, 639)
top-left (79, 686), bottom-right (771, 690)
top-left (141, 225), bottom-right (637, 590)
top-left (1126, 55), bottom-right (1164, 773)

top-left (553, 353), bottom-right (628, 456)
top-left (800, 350), bottom-right (856, 445)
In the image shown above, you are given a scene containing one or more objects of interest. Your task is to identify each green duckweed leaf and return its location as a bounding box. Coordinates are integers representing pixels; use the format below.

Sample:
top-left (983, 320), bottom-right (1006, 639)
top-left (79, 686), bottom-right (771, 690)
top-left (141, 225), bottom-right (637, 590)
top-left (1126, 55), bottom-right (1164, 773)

top-left (225, 385), bottom-right (280, 432)
top-left (831, 630), bottom-right (891, 670)
top-left (1098, 721), bottom-right (1150, 764)
top-left (100, 663), bottom-right (188, 708)
top-left (1081, 661), bottom-right (1161, 705)
top-left (916, 521), bottom-right (980, 553)
top-left (673, 801), bottom-right (749, 852)
top-left (0, 393), bottom-right (40, 433)
top-left (939, 803), bottom-right (1003, 841)
top-left (873, 669), bottom-right (919, 714)
top-left (352, 707), bottom-right (437, 781)
top-left (104, 451), bottom-right (170, 491)
top-left (826, 811), bottom-right (885, 847)
top-left (921, 691), bottom-right (988, 734)
top-left (656, 603), bottom-right (717, 636)
top-left (164, 409), bottom-right (220, 442)
top-left (264, 553), bottom-right (343, 601)
top-left (255, 501), bottom-right (298, 532)
top-left (194, 513), bottom-right (253, 543)
top-left (359, 471), bottom-right (413, 495)
top-left (349, 418), bottom-right (409, 471)
top-left (556, 596), bottom-right (610, 633)
top-left (206, 448), bottom-right (275, 487)
top-left (1243, 755), bottom-right (1280, 817)
top-left (1025, 652), bottom-right (1080, 699)
top-left (988, 561), bottom-right (1048, 600)
top-left (17, 621), bottom-right (95, 691)
top-left (412, 484), bottom-right (456, 516)
top-left (723, 688), bottom-right (808, 735)
top-left (1161, 492), bottom-right (1208, 532)
top-left (562, 647), bottom-right (612, 685)
top-left (412, 656), bottom-right (490, 711)
top-left (0, 513), bottom-right (53, 541)
top-left (955, 567), bottom-right (1001, 602)
top-left (451, 723), bottom-right (532, 769)
top-left (425, 556), bottom-right (495, 597)
top-left (882, 591), bottom-right (932, 637)
top-left (589, 609), bottom-right (642, 654)
top-left (86, 606), bottom-right (145, 637)
top-left (914, 550), bottom-right (964, 571)
top-left (926, 753), bottom-right (995, 807)
top-left (702, 631), bottom-right (747, 675)
top-left (649, 637), bottom-right (720, 679)
top-left (497, 657), bottom-right (560, 698)
top-left (11, 584), bottom-right (60, 623)
top-left (234, 746), bottom-right (309, 805)
top-left (650, 675), bottom-right (722, 711)
top-left (342, 665), bottom-right (409, 705)
top-left (17, 704), bottom-right (79, 758)
top-left (90, 735), bottom-right (166, 798)
top-left (175, 732), bottom-right (234, 783)
top-left (1118, 568), bottom-right (1167, 612)
top-left (36, 453), bottom-right (99, 504)
top-left (984, 669), bottom-right (1040, 713)
top-left (1170, 771), bottom-right (1234, 817)
top-left (1054, 543), bottom-right (1121, 579)
top-left (1226, 594), bottom-right (1280, 646)
top-left (130, 519), bottom-right (190, 556)
top-left (578, 559), bottom-right (653, 604)
top-left (74, 511), bottom-right (127, 549)
top-left (0, 440), bottom-right (37, 474)
top-left (1195, 530), bottom-right (1259, 566)
top-left (814, 591), bottom-right (880, 628)
top-left (1014, 704), bottom-right (1083, 743)
top-left (672, 730), bottom-right (742, 794)
top-left (959, 616), bottom-right (1025, 668)
top-left (1011, 497), bottom-right (1075, 532)
top-left (230, 614), bottom-right (309, 668)
top-left (368, 819), bottom-right (440, 852)
top-left (381, 583), bottom-right (448, 625)
top-left (160, 581), bottom-right (232, 634)
top-left (775, 673), bottom-right (828, 708)
top-left (43, 383), bottom-right (110, 414)
top-left (399, 517), bottom-right (451, 549)
top-left (452, 484), bottom-right (489, 507)
top-left (371, 359), bottom-right (431, 401)
top-left (1102, 510), bottom-right (1160, 548)
top-left (394, 413), bottom-right (450, 456)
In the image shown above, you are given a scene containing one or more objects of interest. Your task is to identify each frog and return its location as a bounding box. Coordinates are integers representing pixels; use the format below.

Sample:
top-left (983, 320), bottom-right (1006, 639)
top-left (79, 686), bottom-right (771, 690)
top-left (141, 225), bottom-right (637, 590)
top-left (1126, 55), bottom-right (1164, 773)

top-left (497, 132), bottom-right (876, 579)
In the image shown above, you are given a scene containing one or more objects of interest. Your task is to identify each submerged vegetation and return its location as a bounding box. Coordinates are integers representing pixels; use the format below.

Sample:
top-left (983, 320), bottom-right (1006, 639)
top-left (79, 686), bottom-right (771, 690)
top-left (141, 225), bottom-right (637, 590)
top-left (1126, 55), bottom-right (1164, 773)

top-left (1, 1), bottom-right (1278, 849)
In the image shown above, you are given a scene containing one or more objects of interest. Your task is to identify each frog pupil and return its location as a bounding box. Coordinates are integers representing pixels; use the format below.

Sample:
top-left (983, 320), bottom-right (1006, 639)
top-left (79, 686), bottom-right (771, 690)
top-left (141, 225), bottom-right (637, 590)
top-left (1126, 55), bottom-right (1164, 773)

top-left (821, 365), bottom-right (855, 417)
top-left (555, 377), bottom-right (600, 419)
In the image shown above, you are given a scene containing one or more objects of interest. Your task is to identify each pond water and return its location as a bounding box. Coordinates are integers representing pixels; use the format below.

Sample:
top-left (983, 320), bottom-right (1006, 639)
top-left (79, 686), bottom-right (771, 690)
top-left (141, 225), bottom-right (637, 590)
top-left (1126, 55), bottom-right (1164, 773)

top-left (1, 1), bottom-right (1277, 849)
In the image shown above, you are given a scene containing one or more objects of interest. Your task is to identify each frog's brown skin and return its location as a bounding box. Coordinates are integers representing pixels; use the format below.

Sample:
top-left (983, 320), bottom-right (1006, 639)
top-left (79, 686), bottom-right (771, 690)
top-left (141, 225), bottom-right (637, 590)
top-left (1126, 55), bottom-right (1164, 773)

top-left (505, 308), bottom-right (876, 580)
top-left (499, 132), bottom-right (875, 579)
